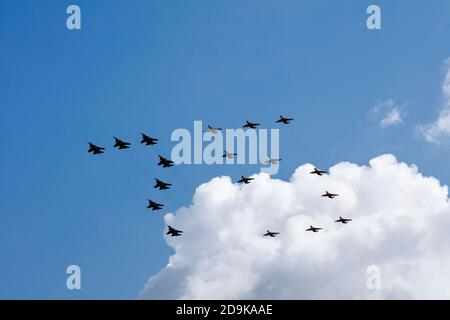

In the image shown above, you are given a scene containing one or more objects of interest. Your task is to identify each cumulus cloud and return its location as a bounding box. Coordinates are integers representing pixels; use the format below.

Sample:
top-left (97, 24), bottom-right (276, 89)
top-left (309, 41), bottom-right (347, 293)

top-left (419, 57), bottom-right (450, 143)
top-left (140, 155), bottom-right (450, 299)
top-left (370, 100), bottom-right (405, 128)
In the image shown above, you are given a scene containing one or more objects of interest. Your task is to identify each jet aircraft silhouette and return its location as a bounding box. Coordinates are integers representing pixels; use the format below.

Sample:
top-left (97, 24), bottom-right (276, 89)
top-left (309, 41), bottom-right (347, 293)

top-left (276, 115), bottom-right (294, 124)
top-left (322, 191), bottom-right (339, 199)
top-left (223, 151), bottom-right (237, 159)
top-left (154, 178), bottom-right (172, 190)
top-left (310, 168), bottom-right (328, 176)
top-left (113, 137), bottom-right (131, 149)
top-left (147, 199), bottom-right (164, 211)
top-left (157, 155), bottom-right (174, 168)
top-left (167, 225), bottom-right (183, 237)
top-left (263, 230), bottom-right (280, 238)
top-left (140, 133), bottom-right (158, 146)
top-left (237, 176), bottom-right (254, 184)
top-left (87, 142), bottom-right (105, 154)
top-left (335, 216), bottom-right (352, 224)
top-left (243, 121), bottom-right (260, 129)
top-left (207, 125), bottom-right (222, 134)
top-left (306, 225), bottom-right (323, 233)
top-left (265, 157), bottom-right (282, 164)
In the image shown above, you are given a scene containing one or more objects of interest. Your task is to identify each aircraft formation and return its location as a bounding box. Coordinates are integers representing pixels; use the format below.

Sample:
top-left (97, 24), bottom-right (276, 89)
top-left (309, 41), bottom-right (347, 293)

top-left (87, 115), bottom-right (352, 238)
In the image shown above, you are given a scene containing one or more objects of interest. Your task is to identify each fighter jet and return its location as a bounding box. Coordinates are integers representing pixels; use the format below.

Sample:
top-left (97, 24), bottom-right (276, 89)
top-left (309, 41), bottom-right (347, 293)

top-left (207, 125), bottom-right (222, 134)
top-left (306, 225), bottom-right (323, 233)
top-left (157, 154), bottom-right (174, 168)
top-left (223, 151), bottom-right (237, 159)
top-left (166, 225), bottom-right (183, 237)
top-left (276, 115), bottom-right (294, 124)
top-left (243, 121), bottom-right (260, 129)
top-left (310, 168), bottom-right (328, 176)
top-left (87, 142), bottom-right (105, 155)
top-left (140, 133), bottom-right (158, 146)
top-left (113, 137), bottom-right (131, 149)
top-left (154, 178), bottom-right (172, 190)
top-left (335, 216), bottom-right (352, 224)
top-left (147, 199), bottom-right (164, 211)
top-left (265, 157), bottom-right (282, 164)
top-left (321, 191), bottom-right (339, 199)
top-left (263, 230), bottom-right (280, 238)
top-left (237, 176), bottom-right (254, 184)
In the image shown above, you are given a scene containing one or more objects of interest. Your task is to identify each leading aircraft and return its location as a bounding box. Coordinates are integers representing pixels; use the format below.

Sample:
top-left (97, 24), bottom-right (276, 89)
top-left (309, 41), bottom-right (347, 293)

top-left (147, 200), bottom-right (164, 211)
top-left (113, 137), bottom-right (131, 149)
top-left (154, 178), bottom-right (172, 190)
top-left (237, 176), bottom-right (254, 184)
top-left (157, 154), bottom-right (174, 168)
top-left (243, 121), bottom-right (260, 129)
top-left (140, 133), bottom-right (158, 146)
top-left (275, 115), bottom-right (294, 124)
top-left (335, 216), bottom-right (352, 224)
top-left (310, 168), bottom-right (328, 176)
top-left (306, 225), bottom-right (323, 233)
top-left (263, 230), bottom-right (280, 238)
top-left (166, 225), bottom-right (183, 237)
top-left (321, 191), bottom-right (339, 199)
top-left (87, 142), bottom-right (105, 155)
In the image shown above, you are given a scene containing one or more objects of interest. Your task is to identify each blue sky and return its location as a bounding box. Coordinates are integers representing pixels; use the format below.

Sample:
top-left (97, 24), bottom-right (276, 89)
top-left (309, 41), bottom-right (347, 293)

top-left (0, 0), bottom-right (449, 299)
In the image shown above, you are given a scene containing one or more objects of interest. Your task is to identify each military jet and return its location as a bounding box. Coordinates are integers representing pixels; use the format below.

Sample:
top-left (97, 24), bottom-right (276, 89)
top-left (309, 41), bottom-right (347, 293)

top-left (154, 178), bottom-right (172, 190)
top-left (263, 230), bottom-right (280, 238)
top-left (87, 142), bottom-right (105, 154)
top-left (310, 168), bottom-right (328, 176)
top-left (306, 225), bottom-right (323, 233)
top-left (237, 176), bottom-right (254, 184)
top-left (223, 151), bottom-right (237, 159)
top-left (157, 154), bottom-right (174, 168)
top-left (147, 199), bottom-right (164, 211)
top-left (321, 191), bottom-right (339, 199)
top-left (207, 125), bottom-right (222, 134)
top-left (166, 225), bottom-right (183, 237)
top-left (265, 157), bottom-right (282, 164)
top-left (335, 216), bottom-right (352, 224)
top-left (113, 137), bottom-right (131, 149)
top-left (276, 115), bottom-right (294, 124)
top-left (140, 133), bottom-right (158, 146)
top-left (243, 121), bottom-right (260, 129)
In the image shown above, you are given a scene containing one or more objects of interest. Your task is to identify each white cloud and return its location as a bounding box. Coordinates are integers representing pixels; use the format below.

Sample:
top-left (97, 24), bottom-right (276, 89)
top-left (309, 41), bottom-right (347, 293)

top-left (140, 154), bottom-right (450, 299)
top-left (419, 57), bottom-right (450, 143)
top-left (380, 107), bottom-right (403, 128)
top-left (370, 100), bottom-right (405, 128)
